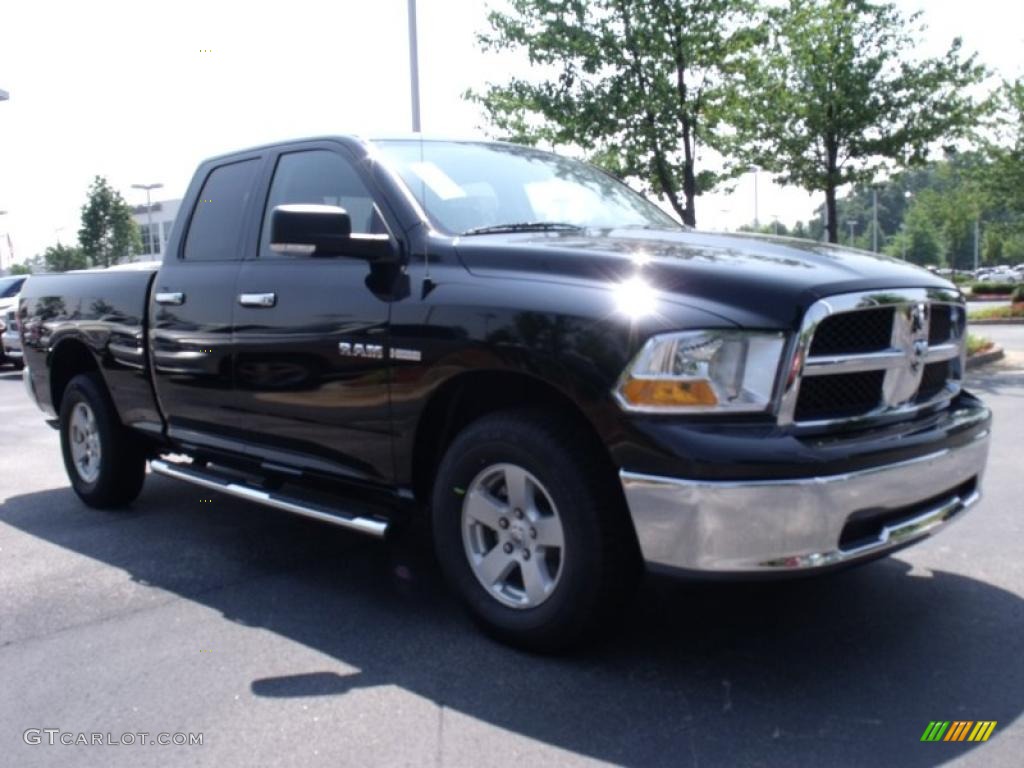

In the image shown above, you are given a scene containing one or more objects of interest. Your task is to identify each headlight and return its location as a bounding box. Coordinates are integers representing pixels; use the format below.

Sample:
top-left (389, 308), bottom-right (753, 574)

top-left (615, 330), bottom-right (787, 413)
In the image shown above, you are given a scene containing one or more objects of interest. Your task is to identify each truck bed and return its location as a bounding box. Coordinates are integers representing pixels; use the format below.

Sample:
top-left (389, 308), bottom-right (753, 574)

top-left (20, 263), bottom-right (163, 433)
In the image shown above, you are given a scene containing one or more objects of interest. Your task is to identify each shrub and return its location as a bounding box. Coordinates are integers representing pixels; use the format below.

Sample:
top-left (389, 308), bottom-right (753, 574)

top-left (1013, 285), bottom-right (1024, 304)
top-left (968, 282), bottom-right (1017, 295)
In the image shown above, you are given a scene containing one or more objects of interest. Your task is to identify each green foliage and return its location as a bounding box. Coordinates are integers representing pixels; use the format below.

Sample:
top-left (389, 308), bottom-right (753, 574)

top-left (969, 304), bottom-right (1024, 321)
top-left (968, 282), bottom-right (1017, 295)
top-left (42, 243), bottom-right (88, 273)
top-left (975, 79), bottom-right (1024, 242)
top-left (469, 0), bottom-right (760, 226)
top-left (8, 263), bottom-right (32, 275)
top-left (1012, 285), bottom-right (1024, 303)
top-left (966, 333), bottom-right (993, 354)
top-left (78, 176), bottom-right (141, 268)
top-left (730, 0), bottom-right (987, 242)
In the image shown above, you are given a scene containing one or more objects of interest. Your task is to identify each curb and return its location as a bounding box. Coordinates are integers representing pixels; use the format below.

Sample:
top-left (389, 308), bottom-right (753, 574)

top-left (966, 345), bottom-right (1005, 369)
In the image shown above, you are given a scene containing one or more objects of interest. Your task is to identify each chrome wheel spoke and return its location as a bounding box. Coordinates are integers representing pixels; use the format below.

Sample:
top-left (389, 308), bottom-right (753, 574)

top-left (530, 516), bottom-right (564, 548)
top-left (520, 557), bottom-right (549, 605)
top-left (502, 465), bottom-right (532, 512)
top-left (476, 546), bottom-right (516, 587)
top-left (464, 488), bottom-right (507, 531)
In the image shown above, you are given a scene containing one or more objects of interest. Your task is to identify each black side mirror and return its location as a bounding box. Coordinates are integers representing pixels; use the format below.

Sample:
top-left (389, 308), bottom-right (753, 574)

top-left (270, 204), bottom-right (396, 261)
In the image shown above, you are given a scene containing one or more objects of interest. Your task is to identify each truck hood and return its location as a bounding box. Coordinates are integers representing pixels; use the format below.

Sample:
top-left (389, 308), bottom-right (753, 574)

top-left (456, 228), bottom-right (956, 329)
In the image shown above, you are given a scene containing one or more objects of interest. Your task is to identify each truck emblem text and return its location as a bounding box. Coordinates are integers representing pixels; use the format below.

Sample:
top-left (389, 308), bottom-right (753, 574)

top-left (338, 342), bottom-right (383, 359)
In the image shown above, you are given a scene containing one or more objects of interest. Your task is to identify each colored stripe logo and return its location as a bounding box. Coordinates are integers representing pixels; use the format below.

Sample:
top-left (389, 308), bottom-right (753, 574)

top-left (921, 721), bottom-right (997, 742)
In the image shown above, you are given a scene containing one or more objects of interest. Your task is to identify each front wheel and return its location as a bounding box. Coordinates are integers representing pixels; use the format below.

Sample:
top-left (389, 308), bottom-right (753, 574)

top-left (59, 373), bottom-right (146, 508)
top-left (432, 409), bottom-right (639, 652)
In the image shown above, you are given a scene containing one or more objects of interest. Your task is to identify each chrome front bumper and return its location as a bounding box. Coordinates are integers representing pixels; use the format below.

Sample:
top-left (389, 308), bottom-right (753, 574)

top-left (620, 430), bottom-right (989, 573)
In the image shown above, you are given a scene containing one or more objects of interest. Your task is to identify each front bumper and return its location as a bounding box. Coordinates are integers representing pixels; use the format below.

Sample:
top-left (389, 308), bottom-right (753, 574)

top-left (620, 420), bottom-right (990, 574)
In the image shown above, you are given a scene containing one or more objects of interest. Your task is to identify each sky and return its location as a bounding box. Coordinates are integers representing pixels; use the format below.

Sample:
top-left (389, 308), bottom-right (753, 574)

top-left (1, 0), bottom-right (1021, 265)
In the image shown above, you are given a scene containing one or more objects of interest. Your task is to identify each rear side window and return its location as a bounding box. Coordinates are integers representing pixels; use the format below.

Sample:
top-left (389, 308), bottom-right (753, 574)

top-left (183, 158), bottom-right (259, 261)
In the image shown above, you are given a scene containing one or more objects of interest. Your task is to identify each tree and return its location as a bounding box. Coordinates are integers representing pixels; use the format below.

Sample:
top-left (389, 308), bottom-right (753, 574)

top-left (9, 262), bottom-right (33, 275)
top-left (470, 0), bottom-right (759, 226)
top-left (42, 243), bottom-right (88, 273)
top-left (977, 78), bottom-right (1024, 243)
top-left (78, 176), bottom-right (141, 267)
top-left (731, 0), bottom-right (986, 243)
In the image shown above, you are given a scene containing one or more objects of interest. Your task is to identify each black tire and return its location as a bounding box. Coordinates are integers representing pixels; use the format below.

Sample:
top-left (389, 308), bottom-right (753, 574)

top-left (432, 408), bottom-right (640, 652)
top-left (59, 372), bottom-right (146, 508)
top-left (11, 359), bottom-right (24, 370)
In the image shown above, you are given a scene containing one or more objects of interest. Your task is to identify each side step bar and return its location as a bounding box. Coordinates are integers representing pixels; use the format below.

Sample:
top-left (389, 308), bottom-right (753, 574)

top-left (150, 459), bottom-right (389, 538)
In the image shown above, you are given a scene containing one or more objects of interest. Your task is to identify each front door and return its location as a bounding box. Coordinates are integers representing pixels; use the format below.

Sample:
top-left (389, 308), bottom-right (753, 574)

top-left (230, 144), bottom-right (395, 483)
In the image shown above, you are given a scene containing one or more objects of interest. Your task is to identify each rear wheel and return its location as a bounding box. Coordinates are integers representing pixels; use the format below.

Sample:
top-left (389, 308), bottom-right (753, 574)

top-left (432, 409), bottom-right (639, 651)
top-left (59, 373), bottom-right (146, 508)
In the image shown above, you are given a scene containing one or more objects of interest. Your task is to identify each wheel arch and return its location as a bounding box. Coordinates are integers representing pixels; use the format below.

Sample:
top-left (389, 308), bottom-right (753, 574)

top-left (409, 369), bottom-right (621, 507)
top-left (49, 337), bottom-right (102, 417)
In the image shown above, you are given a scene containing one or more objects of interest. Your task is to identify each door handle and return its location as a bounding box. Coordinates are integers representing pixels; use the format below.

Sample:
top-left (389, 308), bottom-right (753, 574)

top-left (238, 292), bottom-right (277, 308)
top-left (154, 291), bottom-right (185, 306)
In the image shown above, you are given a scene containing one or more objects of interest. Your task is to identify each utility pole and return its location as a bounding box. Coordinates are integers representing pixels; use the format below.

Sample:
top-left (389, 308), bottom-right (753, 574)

top-left (846, 220), bottom-right (857, 245)
top-left (872, 188), bottom-right (879, 253)
top-left (131, 183), bottom-right (163, 259)
top-left (407, 0), bottom-right (421, 133)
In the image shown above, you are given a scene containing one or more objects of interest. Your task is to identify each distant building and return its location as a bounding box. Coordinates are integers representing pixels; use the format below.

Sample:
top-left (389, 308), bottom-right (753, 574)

top-left (131, 199), bottom-right (181, 261)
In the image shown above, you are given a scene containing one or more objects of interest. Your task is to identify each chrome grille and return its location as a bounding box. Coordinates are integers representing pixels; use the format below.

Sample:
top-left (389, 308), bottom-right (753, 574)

top-left (778, 288), bottom-right (966, 427)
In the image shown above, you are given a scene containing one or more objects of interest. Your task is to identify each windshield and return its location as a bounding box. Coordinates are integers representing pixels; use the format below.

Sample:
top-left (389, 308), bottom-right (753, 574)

top-left (373, 140), bottom-right (681, 235)
top-left (0, 277), bottom-right (25, 299)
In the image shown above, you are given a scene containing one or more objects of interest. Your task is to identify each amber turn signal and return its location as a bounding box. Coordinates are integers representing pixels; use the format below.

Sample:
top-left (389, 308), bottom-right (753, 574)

top-left (620, 378), bottom-right (718, 407)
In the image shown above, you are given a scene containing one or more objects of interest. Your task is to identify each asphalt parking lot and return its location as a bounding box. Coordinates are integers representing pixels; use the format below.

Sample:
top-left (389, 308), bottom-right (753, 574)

top-left (1, 329), bottom-right (1021, 767)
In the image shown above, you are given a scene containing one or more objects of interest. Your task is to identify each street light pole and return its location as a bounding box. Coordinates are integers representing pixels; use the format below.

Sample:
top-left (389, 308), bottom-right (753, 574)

top-left (846, 219), bottom-right (857, 245)
top-left (407, 0), bottom-right (421, 133)
top-left (131, 183), bottom-right (163, 258)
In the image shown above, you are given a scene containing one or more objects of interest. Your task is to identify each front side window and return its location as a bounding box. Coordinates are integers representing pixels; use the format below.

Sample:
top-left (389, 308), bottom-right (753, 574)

top-left (183, 158), bottom-right (260, 261)
top-left (259, 149), bottom-right (380, 259)
top-left (373, 140), bottom-right (681, 235)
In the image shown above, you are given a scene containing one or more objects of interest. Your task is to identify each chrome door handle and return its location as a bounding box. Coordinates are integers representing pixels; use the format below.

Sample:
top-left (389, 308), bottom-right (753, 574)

top-left (238, 292), bottom-right (277, 308)
top-left (154, 291), bottom-right (185, 305)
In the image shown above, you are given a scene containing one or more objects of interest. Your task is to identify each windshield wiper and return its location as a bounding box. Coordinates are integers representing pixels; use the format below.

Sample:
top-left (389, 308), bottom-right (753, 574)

top-left (460, 221), bottom-right (585, 236)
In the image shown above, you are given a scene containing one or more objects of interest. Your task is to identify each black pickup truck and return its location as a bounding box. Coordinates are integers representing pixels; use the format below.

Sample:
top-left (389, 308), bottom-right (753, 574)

top-left (19, 136), bottom-right (991, 650)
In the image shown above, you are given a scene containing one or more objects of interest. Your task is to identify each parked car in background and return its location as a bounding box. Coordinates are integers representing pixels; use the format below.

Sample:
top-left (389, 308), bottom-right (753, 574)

top-left (0, 275), bottom-right (27, 369)
top-left (975, 267), bottom-right (1021, 283)
top-left (2, 307), bottom-right (23, 369)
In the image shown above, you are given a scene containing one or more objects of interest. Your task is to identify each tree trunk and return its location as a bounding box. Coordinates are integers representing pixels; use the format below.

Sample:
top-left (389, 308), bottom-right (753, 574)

top-left (681, 161), bottom-right (697, 228)
top-left (825, 133), bottom-right (840, 244)
top-left (826, 186), bottom-right (838, 244)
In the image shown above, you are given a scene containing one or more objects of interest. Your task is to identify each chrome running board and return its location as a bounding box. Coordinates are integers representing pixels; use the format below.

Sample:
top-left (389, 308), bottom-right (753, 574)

top-left (150, 459), bottom-right (389, 538)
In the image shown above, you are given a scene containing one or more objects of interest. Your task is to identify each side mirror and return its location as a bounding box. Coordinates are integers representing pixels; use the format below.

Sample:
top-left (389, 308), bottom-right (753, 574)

top-left (270, 204), bottom-right (396, 261)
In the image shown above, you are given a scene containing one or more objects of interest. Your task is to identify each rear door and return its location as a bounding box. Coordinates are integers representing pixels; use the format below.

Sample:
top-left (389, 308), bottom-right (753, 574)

top-left (150, 155), bottom-right (262, 449)
top-left (229, 143), bottom-right (395, 483)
